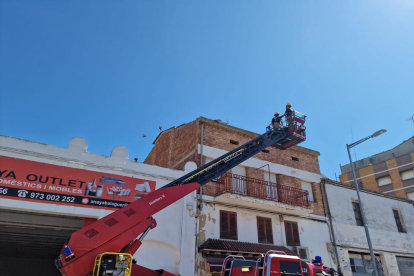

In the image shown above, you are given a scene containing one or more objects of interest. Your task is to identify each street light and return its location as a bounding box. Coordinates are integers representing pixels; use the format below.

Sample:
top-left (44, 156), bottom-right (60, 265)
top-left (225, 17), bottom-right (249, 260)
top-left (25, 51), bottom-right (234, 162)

top-left (346, 129), bottom-right (386, 276)
top-left (372, 129), bottom-right (387, 137)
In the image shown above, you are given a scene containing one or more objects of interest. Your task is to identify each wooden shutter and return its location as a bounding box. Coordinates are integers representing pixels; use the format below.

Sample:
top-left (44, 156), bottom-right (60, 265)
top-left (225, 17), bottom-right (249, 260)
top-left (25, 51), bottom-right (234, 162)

top-left (292, 223), bottom-right (300, 245)
top-left (265, 218), bottom-right (274, 244)
top-left (220, 211), bottom-right (237, 240)
top-left (257, 217), bottom-right (265, 243)
top-left (257, 217), bottom-right (273, 244)
top-left (229, 213), bottom-right (237, 240)
top-left (220, 211), bottom-right (228, 238)
top-left (285, 221), bottom-right (300, 246)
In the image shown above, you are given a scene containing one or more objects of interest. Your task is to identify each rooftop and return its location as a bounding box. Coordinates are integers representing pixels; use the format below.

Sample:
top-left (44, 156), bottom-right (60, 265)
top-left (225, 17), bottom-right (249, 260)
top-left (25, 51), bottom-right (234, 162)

top-left (152, 116), bottom-right (320, 157)
top-left (198, 238), bottom-right (297, 256)
top-left (321, 178), bottom-right (414, 204)
top-left (340, 136), bottom-right (414, 174)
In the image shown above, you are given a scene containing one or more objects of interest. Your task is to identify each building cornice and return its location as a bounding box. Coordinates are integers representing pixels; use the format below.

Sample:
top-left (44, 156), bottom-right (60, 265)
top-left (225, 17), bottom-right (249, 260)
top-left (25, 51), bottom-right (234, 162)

top-left (321, 178), bottom-right (414, 204)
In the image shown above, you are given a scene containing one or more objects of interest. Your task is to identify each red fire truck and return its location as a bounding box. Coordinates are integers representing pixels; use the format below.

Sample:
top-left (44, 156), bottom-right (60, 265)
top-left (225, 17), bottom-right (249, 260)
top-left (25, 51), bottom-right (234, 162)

top-left (219, 251), bottom-right (339, 276)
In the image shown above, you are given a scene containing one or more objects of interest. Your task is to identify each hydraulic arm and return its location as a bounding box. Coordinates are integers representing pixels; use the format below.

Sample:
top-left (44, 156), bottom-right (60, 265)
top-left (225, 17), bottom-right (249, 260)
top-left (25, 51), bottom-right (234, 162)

top-left (56, 116), bottom-right (306, 276)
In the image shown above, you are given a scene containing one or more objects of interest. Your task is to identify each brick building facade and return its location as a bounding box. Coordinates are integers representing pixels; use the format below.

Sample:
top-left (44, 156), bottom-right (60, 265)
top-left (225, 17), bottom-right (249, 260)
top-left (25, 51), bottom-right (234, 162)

top-left (339, 136), bottom-right (414, 200)
top-left (145, 117), bottom-right (334, 275)
top-left (145, 117), bottom-right (324, 216)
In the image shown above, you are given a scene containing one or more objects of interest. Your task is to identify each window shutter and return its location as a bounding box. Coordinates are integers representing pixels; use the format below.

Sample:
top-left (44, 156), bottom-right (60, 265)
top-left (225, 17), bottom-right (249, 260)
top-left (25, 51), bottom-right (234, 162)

top-left (221, 211), bottom-right (237, 240)
top-left (292, 222), bottom-right (300, 245)
top-left (229, 213), bottom-right (237, 240)
top-left (285, 221), bottom-right (300, 246)
top-left (265, 219), bottom-right (274, 244)
top-left (220, 211), bottom-right (228, 239)
top-left (285, 222), bottom-right (293, 245)
top-left (393, 209), bottom-right (405, 233)
top-left (257, 217), bottom-right (265, 243)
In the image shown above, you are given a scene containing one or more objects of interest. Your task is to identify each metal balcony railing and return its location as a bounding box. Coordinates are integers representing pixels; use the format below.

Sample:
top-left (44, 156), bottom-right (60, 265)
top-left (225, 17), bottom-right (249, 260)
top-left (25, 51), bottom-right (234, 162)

top-left (204, 173), bottom-right (310, 208)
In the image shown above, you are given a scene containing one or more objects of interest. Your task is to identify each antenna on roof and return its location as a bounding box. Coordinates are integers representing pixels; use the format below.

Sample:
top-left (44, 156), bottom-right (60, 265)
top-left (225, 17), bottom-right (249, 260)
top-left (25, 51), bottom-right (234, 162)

top-left (407, 114), bottom-right (414, 123)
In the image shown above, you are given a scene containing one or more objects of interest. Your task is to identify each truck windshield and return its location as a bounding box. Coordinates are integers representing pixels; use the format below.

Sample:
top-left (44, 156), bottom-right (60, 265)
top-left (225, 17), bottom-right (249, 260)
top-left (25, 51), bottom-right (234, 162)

top-left (279, 261), bottom-right (301, 275)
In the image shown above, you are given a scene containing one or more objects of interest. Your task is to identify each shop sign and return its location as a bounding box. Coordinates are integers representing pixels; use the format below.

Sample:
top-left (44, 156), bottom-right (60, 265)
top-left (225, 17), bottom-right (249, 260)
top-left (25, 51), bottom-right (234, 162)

top-left (0, 156), bottom-right (156, 210)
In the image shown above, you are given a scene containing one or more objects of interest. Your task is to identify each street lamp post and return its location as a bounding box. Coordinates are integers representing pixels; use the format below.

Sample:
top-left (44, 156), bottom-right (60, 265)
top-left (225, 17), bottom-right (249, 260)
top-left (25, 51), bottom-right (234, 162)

top-left (346, 129), bottom-right (386, 276)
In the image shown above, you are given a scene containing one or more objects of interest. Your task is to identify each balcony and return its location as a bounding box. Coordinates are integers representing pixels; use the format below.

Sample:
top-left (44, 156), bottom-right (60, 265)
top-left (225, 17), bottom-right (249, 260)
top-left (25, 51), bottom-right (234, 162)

top-left (203, 173), bottom-right (312, 215)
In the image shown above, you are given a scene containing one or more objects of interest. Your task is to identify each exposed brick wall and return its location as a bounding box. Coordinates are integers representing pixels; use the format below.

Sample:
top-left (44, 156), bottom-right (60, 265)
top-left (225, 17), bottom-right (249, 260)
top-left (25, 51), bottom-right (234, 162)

top-left (169, 121), bottom-right (200, 170)
top-left (145, 121), bottom-right (200, 170)
top-left (246, 167), bottom-right (265, 181)
top-left (145, 129), bottom-right (174, 167)
top-left (277, 175), bottom-right (301, 189)
top-left (145, 118), bottom-right (324, 216)
top-left (359, 166), bottom-right (379, 192)
top-left (310, 182), bottom-right (325, 216)
top-left (203, 124), bottom-right (321, 174)
top-left (386, 159), bottom-right (407, 198)
top-left (339, 173), bottom-right (349, 183)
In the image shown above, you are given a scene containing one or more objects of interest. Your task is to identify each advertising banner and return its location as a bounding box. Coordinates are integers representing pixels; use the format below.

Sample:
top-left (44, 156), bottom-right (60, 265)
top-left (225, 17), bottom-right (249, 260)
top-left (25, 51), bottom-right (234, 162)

top-left (0, 156), bottom-right (156, 210)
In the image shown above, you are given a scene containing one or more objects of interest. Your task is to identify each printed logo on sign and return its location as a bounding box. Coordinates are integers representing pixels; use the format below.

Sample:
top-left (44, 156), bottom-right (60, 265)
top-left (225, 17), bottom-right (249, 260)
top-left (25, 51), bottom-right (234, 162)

top-left (18, 190), bottom-right (29, 197)
top-left (149, 194), bottom-right (165, 205)
top-left (0, 156), bottom-right (157, 210)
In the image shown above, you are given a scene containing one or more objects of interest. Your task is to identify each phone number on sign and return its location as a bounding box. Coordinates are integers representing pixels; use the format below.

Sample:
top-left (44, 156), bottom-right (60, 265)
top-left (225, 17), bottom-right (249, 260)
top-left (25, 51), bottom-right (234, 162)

top-left (0, 187), bottom-right (8, 195)
top-left (29, 192), bottom-right (75, 203)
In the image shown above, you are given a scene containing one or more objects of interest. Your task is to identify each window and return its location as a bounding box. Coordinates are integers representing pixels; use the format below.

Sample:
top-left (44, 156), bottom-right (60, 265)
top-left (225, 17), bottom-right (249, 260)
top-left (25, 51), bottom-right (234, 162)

top-left (401, 170), bottom-right (414, 180)
top-left (377, 176), bottom-right (392, 186)
top-left (285, 221), bottom-right (300, 246)
top-left (352, 202), bottom-right (364, 226)
top-left (349, 252), bottom-right (385, 276)
top-left (408, 192), bottom-right (414, 201)
top-left (264, 173), bottom-right (277, 200)
top-left (257, 217), bottom-right (273, 244)
top-left (397, 256), bottom-right (414, 276)
top-left (220, 211), bottom-right (237, 240)
top-left (301, 182), bottom-right (314, 202)
top-left (393, 209), bottom-right (405, 233)
top-left (279, 261), bottom-right (301, 275)
top-left (230, 140), bottom-right (239, 145)
top-left (232, 166), bottom-right (247, 195)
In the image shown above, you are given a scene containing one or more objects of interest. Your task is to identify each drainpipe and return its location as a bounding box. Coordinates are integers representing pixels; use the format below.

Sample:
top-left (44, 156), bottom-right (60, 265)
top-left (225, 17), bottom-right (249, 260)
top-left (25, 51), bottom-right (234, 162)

top-left (194, 122), bottom-right (204, 274)
top-left (320, 180), bottom-right (342, 275)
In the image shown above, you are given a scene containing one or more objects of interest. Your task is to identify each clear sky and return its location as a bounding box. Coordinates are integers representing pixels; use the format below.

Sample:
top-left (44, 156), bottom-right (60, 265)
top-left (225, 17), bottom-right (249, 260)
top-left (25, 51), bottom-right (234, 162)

top-left (1, 0), bottom-right (413, 179)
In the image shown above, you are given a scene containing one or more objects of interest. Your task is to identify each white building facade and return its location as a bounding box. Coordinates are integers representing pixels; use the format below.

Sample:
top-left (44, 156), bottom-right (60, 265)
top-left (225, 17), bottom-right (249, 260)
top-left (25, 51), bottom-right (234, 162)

top-left (141, 118), bottom-right (339, 276)
top-left (196, 145), bottom-right (336, 276)
top-left (0, 135), bottom-right (198, 276)
top-left (322, 179), bottom-right (414, 276)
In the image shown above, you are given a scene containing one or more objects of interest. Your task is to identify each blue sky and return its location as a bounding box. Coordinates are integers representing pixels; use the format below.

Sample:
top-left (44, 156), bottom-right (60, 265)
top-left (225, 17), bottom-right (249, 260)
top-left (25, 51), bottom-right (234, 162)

top-left (1, 0), bottom-right (413, 179)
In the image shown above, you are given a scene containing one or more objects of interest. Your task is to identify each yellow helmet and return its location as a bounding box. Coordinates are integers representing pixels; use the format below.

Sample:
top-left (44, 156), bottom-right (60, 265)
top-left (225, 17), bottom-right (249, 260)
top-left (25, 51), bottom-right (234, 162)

top-left (274, 112), bottom-right (279, 116)
top-left (286, 103), bottom-right (292, 107)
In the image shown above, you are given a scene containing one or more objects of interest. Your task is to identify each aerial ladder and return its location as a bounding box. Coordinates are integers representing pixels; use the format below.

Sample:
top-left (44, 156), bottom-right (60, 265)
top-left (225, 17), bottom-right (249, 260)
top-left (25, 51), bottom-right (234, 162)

top-left (55, 112), bottom-right (308, 276)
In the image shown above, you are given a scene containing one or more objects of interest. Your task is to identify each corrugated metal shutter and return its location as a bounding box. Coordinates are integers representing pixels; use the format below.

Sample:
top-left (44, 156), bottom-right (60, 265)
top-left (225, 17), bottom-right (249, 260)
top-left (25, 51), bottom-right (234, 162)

top-left (397, 256), bottom-right (414, 276)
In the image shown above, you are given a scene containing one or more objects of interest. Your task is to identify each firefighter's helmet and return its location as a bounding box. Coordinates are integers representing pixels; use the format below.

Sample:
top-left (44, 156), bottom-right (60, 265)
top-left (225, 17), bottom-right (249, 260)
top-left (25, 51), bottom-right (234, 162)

top-left (274, 112), bottom-right (279, 116)
top-left (286, 103), bottom-right (292, 107)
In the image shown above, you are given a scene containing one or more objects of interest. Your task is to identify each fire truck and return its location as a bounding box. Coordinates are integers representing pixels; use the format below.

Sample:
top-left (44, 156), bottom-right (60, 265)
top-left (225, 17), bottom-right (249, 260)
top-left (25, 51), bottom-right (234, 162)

top-left (54, 111), bottom-right (336, 276)
top-left (219, 251), bottom-right (339, 276)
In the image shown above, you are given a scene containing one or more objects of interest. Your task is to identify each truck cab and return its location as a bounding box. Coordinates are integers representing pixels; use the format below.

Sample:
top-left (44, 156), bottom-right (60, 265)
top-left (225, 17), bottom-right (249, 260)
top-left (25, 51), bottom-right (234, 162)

top-left (220, 251), bottom-right (304, 276)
